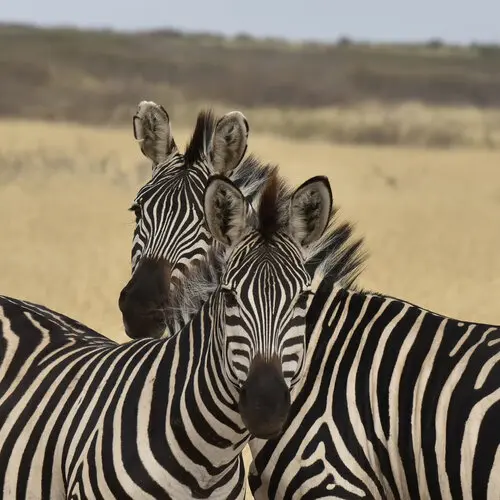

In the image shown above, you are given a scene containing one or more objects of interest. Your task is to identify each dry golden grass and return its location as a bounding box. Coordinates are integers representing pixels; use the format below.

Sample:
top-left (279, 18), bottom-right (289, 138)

top-left (1, 119), bottom-right (500, 496)
top-left (242, 101), bottom-right (500, 149)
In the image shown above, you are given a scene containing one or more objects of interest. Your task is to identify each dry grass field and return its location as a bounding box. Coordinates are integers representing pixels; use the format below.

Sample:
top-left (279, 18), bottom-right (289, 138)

top-left (1, 119), bottom-right (500, 496)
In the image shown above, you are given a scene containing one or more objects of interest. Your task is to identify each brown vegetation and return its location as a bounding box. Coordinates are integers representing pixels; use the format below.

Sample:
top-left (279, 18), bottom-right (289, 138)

top-left (1, 24), bottom-right (500, 148)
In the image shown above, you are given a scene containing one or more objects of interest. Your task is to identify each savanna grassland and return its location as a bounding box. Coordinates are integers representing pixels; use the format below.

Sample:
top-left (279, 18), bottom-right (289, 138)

top-left (2, 24), bottom-right (500, 497)
top-left (2, 25), bottom-right (500, 330)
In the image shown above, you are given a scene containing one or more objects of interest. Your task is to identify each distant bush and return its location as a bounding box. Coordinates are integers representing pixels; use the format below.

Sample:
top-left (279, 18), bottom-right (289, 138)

top-left (426, 38), bottom-right (445, 49)
top-left (234, 32), bottom-right (255, 42)
top-left (1, 25), bottom-right (500, 148)
top-left (474, 43), bottom-right (500, 58)
top-left (337, 36), bottom-right (353, 47)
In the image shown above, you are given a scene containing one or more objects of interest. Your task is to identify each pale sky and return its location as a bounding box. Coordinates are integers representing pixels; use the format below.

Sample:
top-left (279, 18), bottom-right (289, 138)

top-left (2, 0), bottom-right (499, 44)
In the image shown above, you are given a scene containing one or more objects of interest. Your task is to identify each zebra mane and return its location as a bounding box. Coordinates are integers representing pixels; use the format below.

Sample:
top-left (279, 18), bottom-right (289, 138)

top-left (166, 248), bottom-right (225, 330)
top-left (230, 154), bottom-right (278, 204)
top-left (247, 171), bottom-right (367, 288)
top-left (256, 171), bottom-right (290, 240)
top-left (302, 209), bottom-right (367, 290)
top-left (184, 109), bottom-right (217, 167)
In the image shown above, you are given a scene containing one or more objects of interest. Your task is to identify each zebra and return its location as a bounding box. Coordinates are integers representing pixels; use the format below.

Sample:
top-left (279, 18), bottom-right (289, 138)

top-left (119, 100), bottom-right (275, 339)
top-left (115, 103), bottom-right (500, 498)
top-left (248, 271), bottom-right (500, 498)
top-left (116, 107), bottom-right (500, 497)
top-left (0, 171), bottom-right (334, 498)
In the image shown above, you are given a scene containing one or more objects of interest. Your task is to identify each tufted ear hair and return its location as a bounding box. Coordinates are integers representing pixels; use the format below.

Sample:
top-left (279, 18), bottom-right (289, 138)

top-left (204, 175), bottom-right (248, 246)
top-left (133, 100), bottom-right (177, 165)
top-left (210, 111), bottom-right (249, 174)
top-left (289, 176), bottom-right (333, 246)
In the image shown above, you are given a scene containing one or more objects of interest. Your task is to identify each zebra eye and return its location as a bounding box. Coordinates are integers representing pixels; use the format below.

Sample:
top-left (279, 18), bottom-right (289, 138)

top-left (221, 286), bottom-right (238, 308)
top-left (296, 290), bottom-right (313, 308)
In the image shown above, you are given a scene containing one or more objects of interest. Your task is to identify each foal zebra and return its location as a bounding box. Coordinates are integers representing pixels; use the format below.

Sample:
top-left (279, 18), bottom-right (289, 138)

top-left (248, 274), bottom-right (500, 498)
top-left (119, 101), bottom-right (274, 339)
top-left (0, 172), bottom-right (332, 498)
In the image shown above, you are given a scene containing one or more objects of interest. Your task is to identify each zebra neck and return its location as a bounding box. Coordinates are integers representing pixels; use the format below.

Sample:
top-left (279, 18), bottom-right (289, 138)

top-left (298, 283), bottom-right (481, 456)
top-left (204, 296), bottom-right (250, 466)
top-left (153, 298), bottom-right (249, 479)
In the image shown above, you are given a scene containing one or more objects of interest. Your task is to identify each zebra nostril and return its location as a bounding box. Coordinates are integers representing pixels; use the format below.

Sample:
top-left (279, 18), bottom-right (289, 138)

top-left (118, 287), bottom-right (129, 311)
top-left (280, 386), bottom-right (290, 408)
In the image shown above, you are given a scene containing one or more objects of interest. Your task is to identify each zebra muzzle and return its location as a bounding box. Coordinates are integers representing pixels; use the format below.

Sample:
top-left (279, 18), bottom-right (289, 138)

top-left (118, 257), bottom-right (170, 339)
top-left (238, 355), bottom-right (291, 439)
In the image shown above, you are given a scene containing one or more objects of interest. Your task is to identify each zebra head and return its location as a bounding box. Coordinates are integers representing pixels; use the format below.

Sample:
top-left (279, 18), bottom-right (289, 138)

top-left (119, 101), bottom-right (271, 339)
top-left (204, 172), bottom-right (333, 439)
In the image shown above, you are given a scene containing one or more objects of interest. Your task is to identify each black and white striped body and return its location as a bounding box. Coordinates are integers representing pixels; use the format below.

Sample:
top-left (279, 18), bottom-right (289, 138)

top-left (0, 295), bottom-right (248, 499)
top-left (249, 284), bottom-right (500, 499)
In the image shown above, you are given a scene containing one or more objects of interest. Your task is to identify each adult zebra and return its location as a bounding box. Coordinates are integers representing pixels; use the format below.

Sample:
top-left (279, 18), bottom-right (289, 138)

top-left (118, 117), bottom-right (500, 497)
top-left (119, 101), bottom-right (275, 339)
top-left (0, 172), bottom-right (334, 498)
top-left (248, 272), bottom-right (500, 498)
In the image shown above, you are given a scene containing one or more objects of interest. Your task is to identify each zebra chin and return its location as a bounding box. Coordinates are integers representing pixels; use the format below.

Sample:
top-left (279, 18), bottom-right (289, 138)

top-left (238, 355), bottom-right (291, 440)
top-left (118, 257), bottom-right (170, 339)
top-left (121, 315), bottom-right (166, 339)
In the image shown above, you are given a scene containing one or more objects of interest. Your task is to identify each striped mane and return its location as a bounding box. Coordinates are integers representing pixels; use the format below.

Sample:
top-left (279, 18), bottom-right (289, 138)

top-left (183, 110), bottom-right (217, 167)
top-left (166, 247), bottom-right (225, 331)
top-left (229, 154), bottom-right (276, 203)
top-left (256, 171), bottom-right (290, 240)
top-left (302, 207), bottom-right (367, 290)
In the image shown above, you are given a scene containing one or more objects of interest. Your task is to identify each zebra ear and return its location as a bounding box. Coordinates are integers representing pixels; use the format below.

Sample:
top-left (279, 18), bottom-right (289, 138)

top-left (204, 175), bottom-right (248, 246)
top-left (289, 176), bottom-right (333, 246)
top-left (210, 111), bottom-right (249, 174)
top-left (133, 101), bottom-right (177, 165)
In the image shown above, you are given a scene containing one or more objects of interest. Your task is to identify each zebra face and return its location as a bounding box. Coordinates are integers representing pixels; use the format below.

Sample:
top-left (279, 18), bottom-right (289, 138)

top-left (221, 234), bottom-right (312, 388)
top-left (119, 101), bottom-right (249, 339)
top-left (204, 173), bottom-right (332, 438)
top-left (130, 163), bottom-right (211, 280)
